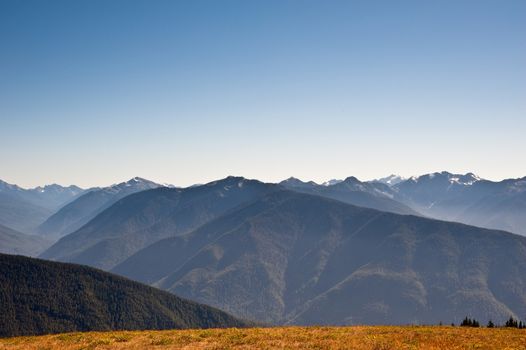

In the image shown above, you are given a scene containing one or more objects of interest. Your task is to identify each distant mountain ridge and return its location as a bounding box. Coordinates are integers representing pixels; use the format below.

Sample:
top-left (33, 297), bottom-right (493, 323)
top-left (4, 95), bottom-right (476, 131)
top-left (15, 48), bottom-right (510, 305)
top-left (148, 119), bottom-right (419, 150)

top-left (278, 172), bottom-right (526, 236)
top-left (37, 177), bottom-right (162, 239)
top-left (393, 171), bottom-right (526, 235)
top-left (0, 253), bottom-right (249, 337)
top-left (0, 180), bottom-right (84, 233)
top-left (0, 179), bottom-right (84, 211)
top-left (279, 176), bottom-right (419, 216)
top-left (3, 172), bottom-right (525, 236)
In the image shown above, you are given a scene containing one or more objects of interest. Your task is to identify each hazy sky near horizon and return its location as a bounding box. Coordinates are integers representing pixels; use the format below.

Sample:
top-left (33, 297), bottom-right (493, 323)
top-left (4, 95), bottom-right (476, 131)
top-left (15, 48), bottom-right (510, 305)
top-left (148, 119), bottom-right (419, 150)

top-left (1, 0), bottom-right (525, 188)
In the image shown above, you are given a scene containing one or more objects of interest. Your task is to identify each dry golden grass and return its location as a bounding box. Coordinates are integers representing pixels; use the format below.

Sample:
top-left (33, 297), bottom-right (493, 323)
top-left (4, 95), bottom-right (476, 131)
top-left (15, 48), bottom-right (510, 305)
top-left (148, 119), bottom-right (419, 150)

top-left (1, 326), bottom-right (525, 350)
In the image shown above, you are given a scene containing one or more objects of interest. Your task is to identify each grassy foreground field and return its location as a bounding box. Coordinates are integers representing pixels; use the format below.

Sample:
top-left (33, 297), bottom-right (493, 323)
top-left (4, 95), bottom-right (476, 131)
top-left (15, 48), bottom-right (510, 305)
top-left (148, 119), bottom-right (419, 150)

top-left (1, 326), bottom-right (525, 350)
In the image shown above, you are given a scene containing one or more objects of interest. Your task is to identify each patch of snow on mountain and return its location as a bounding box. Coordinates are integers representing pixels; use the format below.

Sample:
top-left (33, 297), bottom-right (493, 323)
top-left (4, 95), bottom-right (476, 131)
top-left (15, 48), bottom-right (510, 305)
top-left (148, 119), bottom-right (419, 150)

top-left (322, 179), bottom-right (342, 186)
top-left (374, 175), bottom-right (407, 186)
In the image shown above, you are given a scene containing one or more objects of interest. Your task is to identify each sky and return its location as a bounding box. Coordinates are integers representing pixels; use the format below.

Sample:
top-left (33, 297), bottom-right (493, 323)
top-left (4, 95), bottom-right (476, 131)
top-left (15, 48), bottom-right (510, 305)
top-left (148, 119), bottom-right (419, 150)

top-left (1, 0), bottom-right (525, 188)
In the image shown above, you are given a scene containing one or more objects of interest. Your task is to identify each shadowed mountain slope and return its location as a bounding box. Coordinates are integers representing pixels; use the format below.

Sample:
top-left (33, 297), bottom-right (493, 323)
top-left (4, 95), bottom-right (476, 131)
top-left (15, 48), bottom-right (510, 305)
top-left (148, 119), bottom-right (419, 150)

top-left (113, 190), bottom-right (526, 326)
top-left (40, 177), bottom-right (278, 270)
top-left (0, 253), bottom-right (250, 337)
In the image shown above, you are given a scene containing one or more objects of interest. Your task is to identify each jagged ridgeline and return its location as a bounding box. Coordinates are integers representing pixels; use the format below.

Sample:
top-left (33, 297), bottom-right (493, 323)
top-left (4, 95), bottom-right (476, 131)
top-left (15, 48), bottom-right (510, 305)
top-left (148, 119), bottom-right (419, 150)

top-left (0, 254), bottom-right (251, 337)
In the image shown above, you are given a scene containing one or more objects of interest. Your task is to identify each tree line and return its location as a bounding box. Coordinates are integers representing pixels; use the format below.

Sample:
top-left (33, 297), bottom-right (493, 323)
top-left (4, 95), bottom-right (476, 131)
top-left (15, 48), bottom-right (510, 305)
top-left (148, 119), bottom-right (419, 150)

top-left (452, 316), bottom-right (526, 328)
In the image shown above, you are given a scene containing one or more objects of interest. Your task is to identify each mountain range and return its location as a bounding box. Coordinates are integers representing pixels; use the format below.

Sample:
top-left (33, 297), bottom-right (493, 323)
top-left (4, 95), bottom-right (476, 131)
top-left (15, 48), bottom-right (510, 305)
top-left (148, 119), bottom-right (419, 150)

top-left (0, 180), bottom-right (84, 211)
top-left (40, 177), bottom-right (278, 269)
top-left (278, 172), bottom-right (526, 237)
top-left (0, 180), bottom-right (84, 233)
top-left (280, 176), bottom-right (419, 216)
top-left (111, 188), bottom-right (526, 325)
top-left (0, 253), bottom-right (249, 337)
top-left (37, 177), bottom-right (162, 240)
top-left (392, 172), bottom-right (526, 236)
top-left (2, 172), bottom-right (526, 327)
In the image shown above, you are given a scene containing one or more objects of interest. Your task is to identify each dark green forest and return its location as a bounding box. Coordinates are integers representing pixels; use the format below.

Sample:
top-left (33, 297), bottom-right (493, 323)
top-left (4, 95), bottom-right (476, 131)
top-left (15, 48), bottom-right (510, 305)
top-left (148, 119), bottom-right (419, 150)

top-left (0, 253), bottom-right (249, 337)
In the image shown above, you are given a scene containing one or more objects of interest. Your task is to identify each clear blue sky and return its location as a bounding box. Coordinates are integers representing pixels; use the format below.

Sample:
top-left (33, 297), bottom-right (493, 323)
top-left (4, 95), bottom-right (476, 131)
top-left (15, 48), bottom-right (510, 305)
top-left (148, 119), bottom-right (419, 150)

top-left (1, 0), bottom-right (525, 188)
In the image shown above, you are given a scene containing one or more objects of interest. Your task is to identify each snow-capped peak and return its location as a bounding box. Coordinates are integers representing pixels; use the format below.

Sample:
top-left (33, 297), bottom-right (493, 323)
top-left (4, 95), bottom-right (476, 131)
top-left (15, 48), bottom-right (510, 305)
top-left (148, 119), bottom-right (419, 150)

top-left (449, 172), bottom-right (481, 186)
top-left (373, 175), bottom-right (407, 186)
top-left (405, 172), bottom-right (482, 186)
top-left (106, 177), bottom-right (161, 192)
top-left (321, 179), bottom-right (342, 186)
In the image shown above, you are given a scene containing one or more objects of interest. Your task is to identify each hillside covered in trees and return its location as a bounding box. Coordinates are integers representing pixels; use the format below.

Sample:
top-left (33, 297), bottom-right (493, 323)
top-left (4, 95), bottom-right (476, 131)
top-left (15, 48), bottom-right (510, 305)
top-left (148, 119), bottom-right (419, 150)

top-left (0, 254), bottom-right (250, 337)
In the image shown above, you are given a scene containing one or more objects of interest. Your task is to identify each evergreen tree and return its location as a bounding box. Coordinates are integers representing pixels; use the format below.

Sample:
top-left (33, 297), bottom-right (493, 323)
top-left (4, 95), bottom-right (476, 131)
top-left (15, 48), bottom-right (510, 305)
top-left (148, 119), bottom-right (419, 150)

top-left (487, 320), bottom-right (495, 328)
top-left (505, 316), bottom-right (518, 328)
top-left (460, 317), bottom-right (480, 327)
